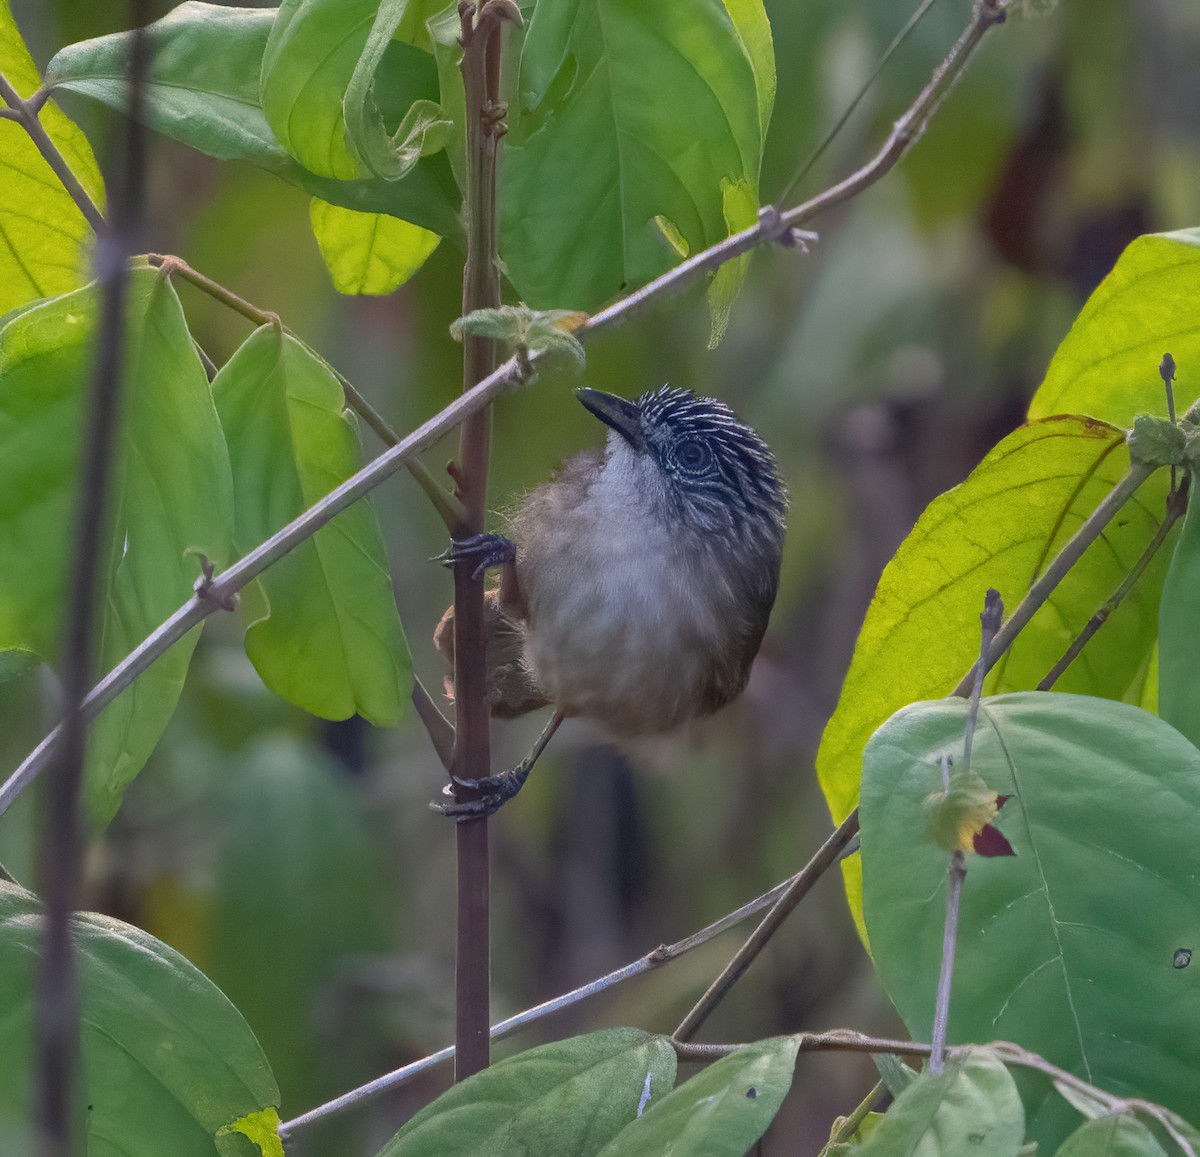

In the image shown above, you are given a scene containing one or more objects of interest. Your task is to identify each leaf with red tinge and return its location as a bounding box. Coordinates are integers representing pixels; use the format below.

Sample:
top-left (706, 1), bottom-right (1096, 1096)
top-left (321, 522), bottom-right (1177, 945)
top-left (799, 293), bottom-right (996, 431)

top-left (973, 794), bottom-right (1016, 858)
top-left (973, 825), bottom-right (1016, 858)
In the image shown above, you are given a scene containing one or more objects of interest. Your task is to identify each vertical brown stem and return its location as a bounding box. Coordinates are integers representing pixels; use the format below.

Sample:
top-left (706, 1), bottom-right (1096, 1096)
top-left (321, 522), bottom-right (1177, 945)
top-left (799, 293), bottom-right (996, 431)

top-left (34, 17), bottom-right (148, 1153)
top-left (450, 0), bottom-right (506, 1082)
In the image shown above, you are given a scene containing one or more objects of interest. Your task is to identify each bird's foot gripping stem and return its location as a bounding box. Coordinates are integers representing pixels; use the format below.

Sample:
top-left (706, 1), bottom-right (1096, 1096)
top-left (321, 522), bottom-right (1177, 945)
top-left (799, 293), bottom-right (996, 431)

top-left (434, 532), bottom-right (515, 582)
top-left (430, 712), bottom-right (564, 822)
top-left (431, 763), bottom-right (533, 821)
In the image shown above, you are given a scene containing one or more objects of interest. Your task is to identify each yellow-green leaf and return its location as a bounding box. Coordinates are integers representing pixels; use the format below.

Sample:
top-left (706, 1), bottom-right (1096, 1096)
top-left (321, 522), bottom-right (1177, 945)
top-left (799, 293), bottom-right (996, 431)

top-left (309, 198), bottom-right (440, 295)
top-left (217, 1107), bottom-right (285, 1157)
top-left (1029, 230), bottom-right (1200, 429)
top-left (722, 0), bottom-right (775, 139)
top-left (0, 0), bottom-right (104, 313)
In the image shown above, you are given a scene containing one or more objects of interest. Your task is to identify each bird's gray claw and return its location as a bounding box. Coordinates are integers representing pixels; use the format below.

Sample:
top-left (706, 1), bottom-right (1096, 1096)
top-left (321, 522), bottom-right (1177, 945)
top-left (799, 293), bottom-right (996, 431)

top-left (434, 532), bottom-right (516, 582)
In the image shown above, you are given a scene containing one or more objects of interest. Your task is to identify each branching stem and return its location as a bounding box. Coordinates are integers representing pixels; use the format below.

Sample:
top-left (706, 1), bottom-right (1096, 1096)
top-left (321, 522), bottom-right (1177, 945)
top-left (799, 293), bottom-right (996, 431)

top-left (931, 592), bottom-right (1001, 1076)
top-left (988, 1042), bottom-right (1197, 1157)
top-left (928, 849), bottom-right (964, 1077)
top-left (1039, 481), bottom-right (1187, 691)
top-left (952, 462), bottom-right (1156, 697)
top-left (0, 73), bottom-right (107, 236)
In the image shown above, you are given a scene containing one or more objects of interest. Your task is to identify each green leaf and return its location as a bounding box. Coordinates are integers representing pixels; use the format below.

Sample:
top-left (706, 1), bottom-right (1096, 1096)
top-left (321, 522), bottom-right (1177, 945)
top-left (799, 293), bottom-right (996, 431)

top-left (0, 267), bottom-right (234, 822)
top-left (861, 693), bottom-right (1200, 1149)
top-left (502, 0), bottom-right (764, 309)
top-left (0, 879), bottom-right (279, 1155)
top-left (343, 0), bottom-right (453, 180)
top-left (211, 325), bottom-right (409, 724)
top-left (721, 0), bottom-right (775, 140)
top-left (0, 0), bottom-right (104, 314)
top-left (263, 0), bottom-right (449, 183)
top-left (309, 197), bottom-right (441, 295)
top-left (1157, 466), bottom-right (1200, 747)
top-left (819, 1110), bottom-right (885, 1155)
top-left (45, 3), bottom-right (461, 240)
top-left (596, 1036), bottom-right (799, 1156)
top-left (1054, 1114), bottom-right (1169, 1157)
top-left (816, 416), bottom-right (1169, 831)
top-left (427, 1), bottom-right (469, 192)
top-left (1126, 415), bottom-right (1186, 471)
top-left (261, 0), bottom-right (374, 179)
top-left (707, 0), bottom-right (775, 348)
top-left (1053, 1079), bottom-right (1113, 1122)
top-left (874, 1053), bottom-right (919, 1098)
top-left (855, 1048), bottom-right (1024, 1157)
top-left (378, 1028), bottom-right (677, 1156)
top-left (1028, 231), bottom-right (1200, 430)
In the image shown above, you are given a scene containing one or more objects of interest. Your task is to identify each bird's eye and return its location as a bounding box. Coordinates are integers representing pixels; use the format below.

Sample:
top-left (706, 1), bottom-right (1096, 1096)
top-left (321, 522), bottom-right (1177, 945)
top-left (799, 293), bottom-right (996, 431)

top-left (675, 439), bottom-right (713, 474)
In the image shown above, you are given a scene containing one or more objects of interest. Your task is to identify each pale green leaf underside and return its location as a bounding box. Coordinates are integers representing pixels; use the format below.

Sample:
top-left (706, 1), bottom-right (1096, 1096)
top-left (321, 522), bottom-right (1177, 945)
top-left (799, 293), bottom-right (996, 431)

top-left (1055, 1114), bottom-right (1169, 1157)
top-left (343, 0), bottom-right (453, 181)
top-left (262, 0), bottom-right (375, 178)
top-left (856, 1049), bottom-right (1024, 1157)
top-left (596, 1036), bottom-right (799, 1156)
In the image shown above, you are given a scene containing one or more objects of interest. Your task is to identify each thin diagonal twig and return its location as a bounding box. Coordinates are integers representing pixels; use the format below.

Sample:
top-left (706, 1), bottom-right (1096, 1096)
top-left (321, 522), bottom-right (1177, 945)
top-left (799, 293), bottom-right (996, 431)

top-left (1039, 481), bottom-right (1187, 691)
top-left (278, 846), bottom-right (848, 1138)
top-left (774, 0), bottom-right (940, 207)
top-left (672, 810), bottom-right (861, 1042)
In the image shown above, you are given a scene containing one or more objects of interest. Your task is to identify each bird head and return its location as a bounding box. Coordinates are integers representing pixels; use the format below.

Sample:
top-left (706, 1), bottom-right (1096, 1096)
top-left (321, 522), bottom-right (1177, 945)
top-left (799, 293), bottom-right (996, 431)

top-left (575, 386), bottom-right (787, 559)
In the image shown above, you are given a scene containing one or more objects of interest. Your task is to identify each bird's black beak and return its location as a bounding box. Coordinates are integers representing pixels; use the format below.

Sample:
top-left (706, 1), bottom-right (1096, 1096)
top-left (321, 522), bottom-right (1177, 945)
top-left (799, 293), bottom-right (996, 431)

top-left (576, 388), bottom-right (645, 450)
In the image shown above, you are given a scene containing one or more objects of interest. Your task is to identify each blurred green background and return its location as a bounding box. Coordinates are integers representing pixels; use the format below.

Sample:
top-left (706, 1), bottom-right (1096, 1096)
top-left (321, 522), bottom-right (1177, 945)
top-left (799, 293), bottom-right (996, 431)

top-left (4, 0), bottom-right (1200, 1152)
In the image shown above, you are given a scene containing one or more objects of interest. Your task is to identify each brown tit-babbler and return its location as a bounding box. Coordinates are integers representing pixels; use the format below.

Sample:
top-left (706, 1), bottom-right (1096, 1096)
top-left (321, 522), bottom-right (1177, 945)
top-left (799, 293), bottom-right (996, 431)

top-left (434, 385), bottom-right (788, 818)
